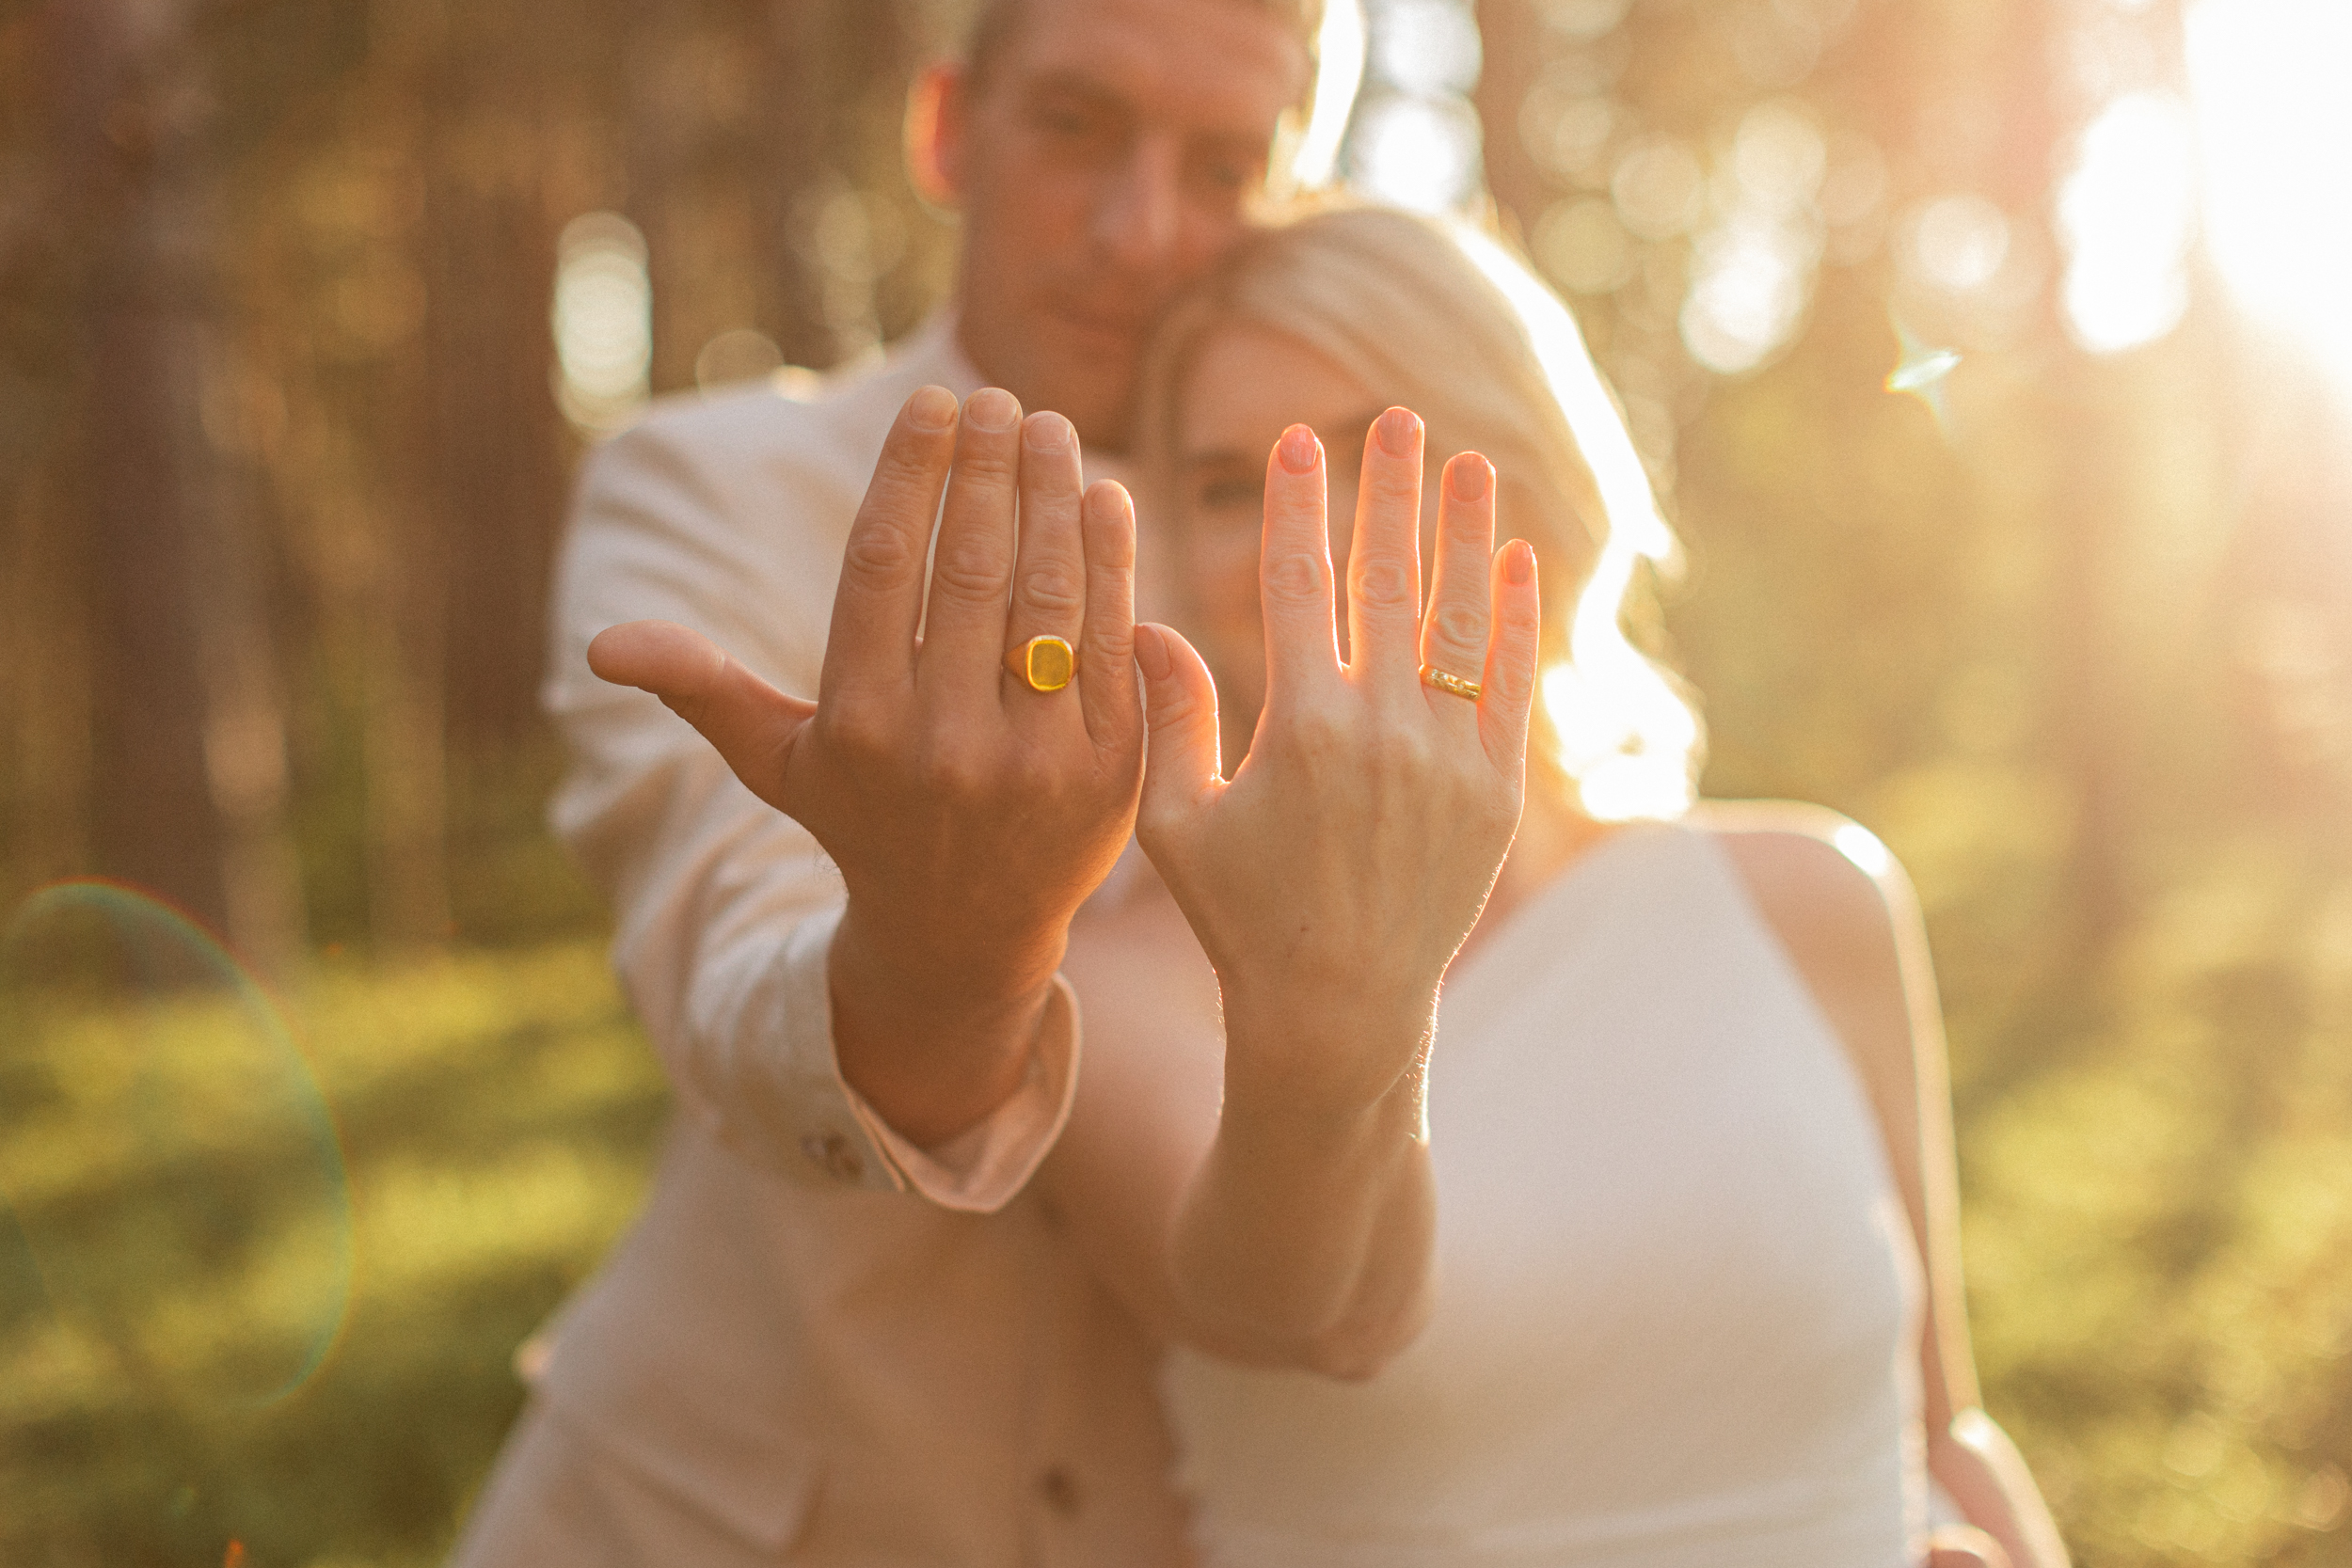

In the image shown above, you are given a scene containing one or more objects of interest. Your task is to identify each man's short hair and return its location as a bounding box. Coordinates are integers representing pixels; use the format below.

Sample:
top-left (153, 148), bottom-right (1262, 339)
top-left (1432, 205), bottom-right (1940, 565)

top-left (962, 0), bottom-right (1327, 90)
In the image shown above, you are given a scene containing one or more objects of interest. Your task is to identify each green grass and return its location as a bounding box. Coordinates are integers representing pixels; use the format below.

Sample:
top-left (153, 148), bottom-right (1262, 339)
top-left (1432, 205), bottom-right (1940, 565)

top-left (1957, 846), bottom-right (2352, 1566)
top-left (0, 942), bottom-right (668, 1567)
top-left (5, 906), bottom-right (2351, 1565)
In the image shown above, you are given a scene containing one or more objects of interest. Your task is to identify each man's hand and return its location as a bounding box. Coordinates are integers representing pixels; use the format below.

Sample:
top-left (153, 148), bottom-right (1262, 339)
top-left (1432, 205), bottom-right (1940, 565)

top-left (587, 384), bottom-right (1143, 1143)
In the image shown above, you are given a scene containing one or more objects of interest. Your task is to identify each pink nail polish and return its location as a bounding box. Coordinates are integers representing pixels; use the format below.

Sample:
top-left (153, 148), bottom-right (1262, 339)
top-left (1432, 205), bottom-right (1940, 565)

top-left (1451, 454), bottom-right (1492, 502)
top-left (1505, 541), bottom-right (1534, 586)
top-left (1375, 407), bottom-right (1421, 457)
top-left (1278, 425), bottom-right (1320, 474)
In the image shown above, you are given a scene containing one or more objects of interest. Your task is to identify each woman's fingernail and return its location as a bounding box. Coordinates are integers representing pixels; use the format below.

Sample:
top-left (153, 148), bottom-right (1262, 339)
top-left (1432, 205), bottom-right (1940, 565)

top-left (1135, 624), bottom-right (1171, 681)
top-left (908, 385), bottom-right (958, 431)
top-left (1450, 454), bottom-right (1492, 502)
top-left (1277, 424), bottom-right (1320, 474)
top-left (1505, 540), bottom-right (1535, 586)
top-left (1375, 406), bottom-right (1422, 456)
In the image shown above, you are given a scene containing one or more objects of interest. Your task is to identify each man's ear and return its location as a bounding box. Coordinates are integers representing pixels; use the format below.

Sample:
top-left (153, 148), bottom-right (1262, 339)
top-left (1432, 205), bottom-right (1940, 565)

top-left (905, 61), bottom-right (967, 209)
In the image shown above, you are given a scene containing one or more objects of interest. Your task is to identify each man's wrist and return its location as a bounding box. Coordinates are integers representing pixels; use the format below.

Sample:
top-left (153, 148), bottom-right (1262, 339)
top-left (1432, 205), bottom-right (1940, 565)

top-left (833, 895), bottom-right (1068, 1013)
top-left (827, 900), bottom-right (1069, 1146)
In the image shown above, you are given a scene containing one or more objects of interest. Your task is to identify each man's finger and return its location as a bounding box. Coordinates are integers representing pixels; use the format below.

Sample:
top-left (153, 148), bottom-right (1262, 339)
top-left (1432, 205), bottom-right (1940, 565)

top-left (1345, 406), bottom-right (1425, 689)
top-left (1259, 424), bottom-right (1343, 712)
top-left (1419, 451), bottom-right (1495, 721)
top-left (588, 621), bottom-right (817, 811)
top-left (918, 387), bottom-right (1025, 702)
top-left (821, 386), bottom-right (960, 701)
top-left (1003, 411), bottom-right (1089, 706)
top-left (1075, 479), bottom-right (1140, 752)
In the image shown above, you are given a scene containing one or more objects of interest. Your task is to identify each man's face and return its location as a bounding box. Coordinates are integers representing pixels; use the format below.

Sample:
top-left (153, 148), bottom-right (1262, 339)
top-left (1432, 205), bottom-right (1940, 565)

top-left (941, 0), bottom-right (1311, 449)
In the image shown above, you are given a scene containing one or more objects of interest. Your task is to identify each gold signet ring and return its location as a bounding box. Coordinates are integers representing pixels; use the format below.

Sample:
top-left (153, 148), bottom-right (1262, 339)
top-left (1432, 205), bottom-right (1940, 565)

top-left (1006, 635), bottom-right (1078, 693)
top-left (1420, 665), bottom-right (1482, 702)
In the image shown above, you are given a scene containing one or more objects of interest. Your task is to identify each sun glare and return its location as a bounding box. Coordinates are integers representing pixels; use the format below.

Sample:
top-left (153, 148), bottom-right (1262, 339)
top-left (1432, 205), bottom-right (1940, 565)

top-left (2057, 91), bottom-right (2196, 355)
top-left (2186, 0), bottom-right (2352, 395)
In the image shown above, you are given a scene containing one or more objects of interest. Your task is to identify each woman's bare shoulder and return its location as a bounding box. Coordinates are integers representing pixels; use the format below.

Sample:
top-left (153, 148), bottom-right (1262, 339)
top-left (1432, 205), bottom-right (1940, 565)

top-left (1683, 800), bottom-right (1921, 1053)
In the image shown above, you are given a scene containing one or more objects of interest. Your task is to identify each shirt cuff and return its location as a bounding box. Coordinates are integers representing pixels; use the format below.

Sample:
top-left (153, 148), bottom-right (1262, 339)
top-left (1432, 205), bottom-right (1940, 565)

top-left (772, 906), bottom-right (1081, 1212)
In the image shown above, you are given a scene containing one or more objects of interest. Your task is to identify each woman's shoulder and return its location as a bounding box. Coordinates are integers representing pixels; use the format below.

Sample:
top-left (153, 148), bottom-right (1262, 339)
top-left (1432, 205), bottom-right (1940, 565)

top-left (1679, 800), bottom-right (1919, 1023)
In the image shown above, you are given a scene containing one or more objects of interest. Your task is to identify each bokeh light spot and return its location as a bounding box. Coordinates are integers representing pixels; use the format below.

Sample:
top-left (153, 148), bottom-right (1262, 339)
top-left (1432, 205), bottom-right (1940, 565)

top-left (2056, 91), bottom-right (2196, 354)
top-left (0, 882), bottom-right (354, 1411)
top-left (1731, 100), bottom-right (1827, 213)
top-left (1370, 0), bottom-right (1484, 99)
top-left (1349, 93), bottom-right (1486, 214)
top-left (694, 327), bottom-right (785, 392)
top-left (1612, 135), bottom-right (1708, 240)
top-left (1681, 213), bottom-right (1820, 375)
top-left (553, 212), bottom-right (653, 433)
top-left (1536, 0), bottom-right (1633, 40)
top-left (1534, 198), bottom-right (1637, 294)
top-left (1909, 194), bottom-right (2012, 294)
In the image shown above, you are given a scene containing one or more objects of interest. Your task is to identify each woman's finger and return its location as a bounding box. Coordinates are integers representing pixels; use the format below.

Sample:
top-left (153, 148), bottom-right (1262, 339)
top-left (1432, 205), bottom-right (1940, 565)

top-left (1419, 451), bottom-right (1496, 721)
top-left (1344, 406), bottom-right (1426, 690)
top-left (1135, 623), bottom-right (1224, 847)
top-left (1074, 478), bottom-right (1140, 753)
top-left (1259, 424), bottom-right (1343, 710)
top-left (820, 386), bottom-right (959, 701)
top-left (915, 387), bottom-right (1025, 703)
top-left (1476, 540), bottom-right (1542, 779)
top-left (1001, 410), bottom-right (1089, 707)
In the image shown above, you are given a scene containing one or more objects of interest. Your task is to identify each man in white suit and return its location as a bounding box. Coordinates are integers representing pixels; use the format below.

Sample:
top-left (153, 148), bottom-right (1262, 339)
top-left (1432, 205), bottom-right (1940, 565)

top-left (451, 1), bottom-right (1318, 1561)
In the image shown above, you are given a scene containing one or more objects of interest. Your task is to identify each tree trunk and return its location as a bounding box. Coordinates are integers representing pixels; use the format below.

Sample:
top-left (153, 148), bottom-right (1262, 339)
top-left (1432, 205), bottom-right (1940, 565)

top-left (55, 0), bottom-right (304, 976)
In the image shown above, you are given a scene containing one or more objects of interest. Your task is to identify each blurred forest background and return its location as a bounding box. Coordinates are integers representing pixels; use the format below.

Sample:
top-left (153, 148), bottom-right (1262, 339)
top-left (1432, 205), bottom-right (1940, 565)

top-left (4, 0), bottom-right (2352, 1563)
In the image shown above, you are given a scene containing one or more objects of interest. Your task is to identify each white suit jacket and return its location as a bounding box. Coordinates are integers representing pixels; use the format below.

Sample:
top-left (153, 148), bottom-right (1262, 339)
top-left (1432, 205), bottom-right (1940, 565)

top-left (531, 319), bottom-right (1188, 1564)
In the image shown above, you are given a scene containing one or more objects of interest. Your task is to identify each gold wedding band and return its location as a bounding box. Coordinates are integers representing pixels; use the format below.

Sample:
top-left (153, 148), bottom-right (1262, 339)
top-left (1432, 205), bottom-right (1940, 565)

top-left (1420, 664), bottom-right (1482, 702)
top-left (1005, 634), bottom-right (1078, 693)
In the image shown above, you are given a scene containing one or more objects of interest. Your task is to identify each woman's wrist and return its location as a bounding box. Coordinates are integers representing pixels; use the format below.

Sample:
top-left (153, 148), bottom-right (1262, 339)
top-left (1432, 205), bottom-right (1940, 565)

top-left (1214, 969), bottom-right (1439, 1125)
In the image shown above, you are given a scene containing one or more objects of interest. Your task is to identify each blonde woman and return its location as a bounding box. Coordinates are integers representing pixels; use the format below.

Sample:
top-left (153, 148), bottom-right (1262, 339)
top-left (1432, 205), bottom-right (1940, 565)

top-left (1036, 206), bottom-right (2068, 1568)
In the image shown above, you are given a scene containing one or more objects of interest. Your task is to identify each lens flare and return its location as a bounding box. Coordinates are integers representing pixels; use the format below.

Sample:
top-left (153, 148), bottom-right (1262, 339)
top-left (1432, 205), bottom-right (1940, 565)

top-left (0, 881), bottom-right (354, 1411)
top-left (1886, 317), bottom-right (1963, 433)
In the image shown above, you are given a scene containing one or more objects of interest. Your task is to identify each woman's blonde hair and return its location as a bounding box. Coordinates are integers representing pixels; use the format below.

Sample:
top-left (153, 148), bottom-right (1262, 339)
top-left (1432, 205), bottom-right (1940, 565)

top-left (1137, 203), bottom-right (1703, 820)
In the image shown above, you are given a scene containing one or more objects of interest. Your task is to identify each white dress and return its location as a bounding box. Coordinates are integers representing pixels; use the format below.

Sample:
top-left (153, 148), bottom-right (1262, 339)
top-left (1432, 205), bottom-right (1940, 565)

top-left (1161, 824), bottom-right (1929, 1568)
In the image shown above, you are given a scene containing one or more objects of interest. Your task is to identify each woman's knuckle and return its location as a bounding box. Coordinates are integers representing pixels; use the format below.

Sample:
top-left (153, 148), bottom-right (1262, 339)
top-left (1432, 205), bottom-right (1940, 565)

top-left (1354, 557), bottom-right (1415, 609)
top-left (1427, 602), bottom-right (1485, 653)
top-left (1263, 550), bottom-right (1328, 603)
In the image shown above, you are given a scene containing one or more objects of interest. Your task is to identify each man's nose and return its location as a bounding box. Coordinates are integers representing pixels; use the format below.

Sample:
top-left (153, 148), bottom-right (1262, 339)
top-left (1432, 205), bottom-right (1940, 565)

top-left (1090, 136), bottom-right (1183, 273)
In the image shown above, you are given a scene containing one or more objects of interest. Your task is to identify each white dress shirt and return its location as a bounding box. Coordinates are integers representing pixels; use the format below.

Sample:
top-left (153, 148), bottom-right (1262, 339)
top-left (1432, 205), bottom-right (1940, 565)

top-left (504, 319), bottom-right (1188, 1564)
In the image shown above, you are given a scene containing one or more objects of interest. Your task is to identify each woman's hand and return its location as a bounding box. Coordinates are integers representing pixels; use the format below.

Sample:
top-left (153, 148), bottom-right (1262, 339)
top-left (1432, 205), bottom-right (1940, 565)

top-left (1126, 405), bottom-right (1541, 1370)
top-left (1134, 405), bottom-right (1542, 1118)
